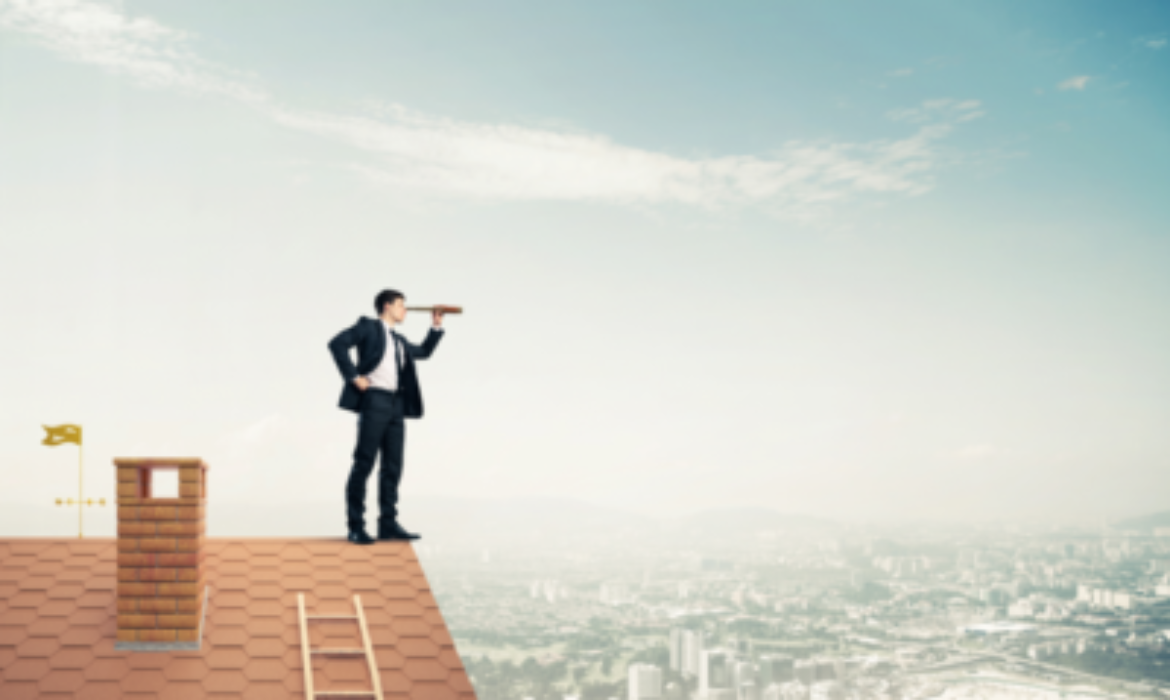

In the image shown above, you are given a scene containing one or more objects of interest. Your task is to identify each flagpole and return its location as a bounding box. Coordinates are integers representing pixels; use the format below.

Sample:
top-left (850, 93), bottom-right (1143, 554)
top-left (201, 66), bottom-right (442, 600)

top-left (78, 442), bottom-right (83, 539)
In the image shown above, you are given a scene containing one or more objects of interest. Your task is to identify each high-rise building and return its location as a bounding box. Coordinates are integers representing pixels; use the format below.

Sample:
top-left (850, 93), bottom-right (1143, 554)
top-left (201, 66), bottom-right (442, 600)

top-left (670, 628), bottom-right (683, 672)
top-left (682, 630), bottom-right (705, 678)
top-left (629, 663), bottom-right (663, 700)
top-left (700, 649), bottom-right (732, 697)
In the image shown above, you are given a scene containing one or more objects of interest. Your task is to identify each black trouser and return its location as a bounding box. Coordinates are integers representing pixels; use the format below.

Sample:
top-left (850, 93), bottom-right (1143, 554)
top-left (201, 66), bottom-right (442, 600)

top-left (346, 387), bottom-right (405, 532)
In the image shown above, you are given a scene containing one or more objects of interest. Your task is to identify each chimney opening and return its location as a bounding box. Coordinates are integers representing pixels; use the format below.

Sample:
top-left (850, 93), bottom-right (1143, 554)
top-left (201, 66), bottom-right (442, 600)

top-left (151, 469), bottom-right (180, 498)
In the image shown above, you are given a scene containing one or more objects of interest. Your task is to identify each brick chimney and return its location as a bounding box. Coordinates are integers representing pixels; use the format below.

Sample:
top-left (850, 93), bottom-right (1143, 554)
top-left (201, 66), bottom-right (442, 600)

top-left (114, 457), bottom-right (208, 650)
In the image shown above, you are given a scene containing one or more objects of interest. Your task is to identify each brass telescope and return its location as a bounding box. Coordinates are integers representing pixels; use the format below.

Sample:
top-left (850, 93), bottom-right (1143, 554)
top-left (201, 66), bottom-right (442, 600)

top-left (406, 305), bottom-right (463, 314)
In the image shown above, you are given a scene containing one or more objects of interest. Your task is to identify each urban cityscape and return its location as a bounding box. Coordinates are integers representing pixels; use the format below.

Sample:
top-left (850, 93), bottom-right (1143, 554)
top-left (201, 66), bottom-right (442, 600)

top-left (414, 506), bottom-right (1170, 700)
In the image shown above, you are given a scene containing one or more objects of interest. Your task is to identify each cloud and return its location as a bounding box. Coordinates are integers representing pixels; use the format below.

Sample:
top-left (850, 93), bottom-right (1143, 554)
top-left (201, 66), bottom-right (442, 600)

top-left (275, 103), bottom-right (965, 209)
top-left (1058, 75), bottom-right (1091, 91)
top-left (0, 0), bottom-right (266, 103)
top-left (1137, 36), bottom-right (1166, 50)
top-left (886, 68), bottom-right (914, 77)
top-left (886, 98), bottom-right (985, 125)
top-left (0, 0), bottom-right (982, 215)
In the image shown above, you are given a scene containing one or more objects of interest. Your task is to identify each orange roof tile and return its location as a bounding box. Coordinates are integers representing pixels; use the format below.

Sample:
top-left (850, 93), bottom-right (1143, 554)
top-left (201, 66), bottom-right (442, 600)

top-left (0, 538), bottom-right (477, 699)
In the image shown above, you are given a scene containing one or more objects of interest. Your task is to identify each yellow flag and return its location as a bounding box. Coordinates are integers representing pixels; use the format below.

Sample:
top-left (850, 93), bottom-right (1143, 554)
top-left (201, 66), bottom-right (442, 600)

top-left (43, 424), bottom-right (82, 446)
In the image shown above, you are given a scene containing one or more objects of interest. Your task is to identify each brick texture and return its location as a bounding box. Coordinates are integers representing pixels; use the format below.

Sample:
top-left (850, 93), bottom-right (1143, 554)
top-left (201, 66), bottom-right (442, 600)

top-left (114, 458), bottom-right (208, 645)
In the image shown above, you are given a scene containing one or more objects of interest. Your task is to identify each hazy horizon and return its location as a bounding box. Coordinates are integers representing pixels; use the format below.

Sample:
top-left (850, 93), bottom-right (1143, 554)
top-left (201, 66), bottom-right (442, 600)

top-left (1, 1), bottom-right (1168, 529)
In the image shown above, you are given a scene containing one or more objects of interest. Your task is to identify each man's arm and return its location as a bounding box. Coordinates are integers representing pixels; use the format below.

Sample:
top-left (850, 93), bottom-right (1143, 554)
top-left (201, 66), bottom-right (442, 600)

top-left (405, 327), bottom-right (444, 360)
top-left (327, 320), bottom-right (366, 383)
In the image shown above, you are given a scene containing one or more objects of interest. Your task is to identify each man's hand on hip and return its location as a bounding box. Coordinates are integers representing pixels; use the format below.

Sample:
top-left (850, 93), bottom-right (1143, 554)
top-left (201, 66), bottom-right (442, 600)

top-left (354, 376), bottom-right (370, 391)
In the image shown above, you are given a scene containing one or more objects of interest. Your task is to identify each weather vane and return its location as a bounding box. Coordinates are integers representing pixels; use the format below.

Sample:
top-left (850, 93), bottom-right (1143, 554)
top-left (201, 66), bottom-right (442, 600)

top-left (43, 424), bottom-right (105, 538)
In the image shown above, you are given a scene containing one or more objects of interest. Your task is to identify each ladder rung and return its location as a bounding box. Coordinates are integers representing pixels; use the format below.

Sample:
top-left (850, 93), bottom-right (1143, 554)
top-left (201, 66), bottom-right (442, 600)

top-left (299, 593), bottom-right (384, 700)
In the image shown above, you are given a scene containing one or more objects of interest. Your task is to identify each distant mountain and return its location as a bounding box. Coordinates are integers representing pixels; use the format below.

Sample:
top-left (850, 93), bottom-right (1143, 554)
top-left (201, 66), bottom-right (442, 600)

top-left (1113, 509), bottom-right (1170, 532)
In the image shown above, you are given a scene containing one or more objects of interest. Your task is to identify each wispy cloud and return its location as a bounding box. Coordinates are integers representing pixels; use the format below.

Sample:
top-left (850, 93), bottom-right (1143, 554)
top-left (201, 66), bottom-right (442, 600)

top-left (0, 0), bottom-right (983, 215)
top-left (886, 68), bottom-right (914, 77)
top-left (1058, 75), bottom-right (1091, 91)
top-left (886, 98), bottom-right (985, 125)
top-left (274, 102), bottom-right (968, 208)
top-left (1135, 35), bottom-right (1166, 50)
top-left (0, 0), bottom-right (266, 102)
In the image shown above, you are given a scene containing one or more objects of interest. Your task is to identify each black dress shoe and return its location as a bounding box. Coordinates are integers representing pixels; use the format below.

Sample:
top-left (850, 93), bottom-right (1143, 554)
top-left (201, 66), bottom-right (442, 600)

top-left (378, 522), bottom-right (421, 540)
top-left (348, 529), bottom-right (376, 545)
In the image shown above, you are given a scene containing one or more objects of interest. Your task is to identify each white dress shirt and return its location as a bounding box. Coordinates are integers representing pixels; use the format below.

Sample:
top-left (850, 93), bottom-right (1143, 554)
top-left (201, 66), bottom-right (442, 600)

top-left (365, 319), bottom-right (443, 392)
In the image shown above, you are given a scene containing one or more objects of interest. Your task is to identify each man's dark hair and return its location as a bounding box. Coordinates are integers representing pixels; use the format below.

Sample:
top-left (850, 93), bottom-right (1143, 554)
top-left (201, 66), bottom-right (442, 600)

top-left (375, 289), bottom-right (405, 315)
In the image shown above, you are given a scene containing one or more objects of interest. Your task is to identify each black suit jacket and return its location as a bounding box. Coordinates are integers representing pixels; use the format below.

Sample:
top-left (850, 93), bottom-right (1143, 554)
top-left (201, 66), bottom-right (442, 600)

top-left (328, 317), bottom-right (444, 418)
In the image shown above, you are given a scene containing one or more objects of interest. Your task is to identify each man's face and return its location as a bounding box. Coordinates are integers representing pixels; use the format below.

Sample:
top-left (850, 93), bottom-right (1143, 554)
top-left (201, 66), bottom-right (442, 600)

top-left (390, 297), bottom-right (407, 323)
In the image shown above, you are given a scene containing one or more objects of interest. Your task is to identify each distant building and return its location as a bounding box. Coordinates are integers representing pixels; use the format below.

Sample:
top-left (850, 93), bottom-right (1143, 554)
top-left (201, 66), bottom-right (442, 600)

top-left (813, 658), bottom-right (836, 681)
top-left (681, 630), bottom-right (705, 678)
top-left (629, 663), bottom-right (662, 700)
top-left (765, 682), bottom-right (810, 700)
top-left (1078, 584), bottom-right (1133, 610)
top-left (700, 649), bottom-right (732, 697)
top-left (1008, 599), bottom-right (1035, 617)
top-left (530, 578), bottom-right (567, 603)
top-left (759, 654), bottom-right (794, 685)
top-left (733, 660), bottom-right (758, 700)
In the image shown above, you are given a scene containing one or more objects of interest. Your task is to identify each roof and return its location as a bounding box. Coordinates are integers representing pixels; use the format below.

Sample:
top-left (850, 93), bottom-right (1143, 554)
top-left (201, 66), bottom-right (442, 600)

top-left (0, 538), bottom-right (477, 699)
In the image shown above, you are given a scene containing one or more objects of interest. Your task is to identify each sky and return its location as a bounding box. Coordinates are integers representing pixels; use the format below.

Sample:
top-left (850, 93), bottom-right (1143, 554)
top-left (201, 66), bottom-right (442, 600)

top-left (0, 0), bottom-right (1167, 530)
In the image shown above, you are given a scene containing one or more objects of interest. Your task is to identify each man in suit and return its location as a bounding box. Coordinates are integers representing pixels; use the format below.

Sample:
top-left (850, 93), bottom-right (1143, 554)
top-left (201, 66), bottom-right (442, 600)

top-left (328, 289), bottom-right (446, 545)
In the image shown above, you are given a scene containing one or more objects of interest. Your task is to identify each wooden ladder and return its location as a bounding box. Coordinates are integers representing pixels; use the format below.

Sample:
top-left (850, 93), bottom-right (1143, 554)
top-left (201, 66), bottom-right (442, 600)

top-left (297, 593), bottom-right (384, 699)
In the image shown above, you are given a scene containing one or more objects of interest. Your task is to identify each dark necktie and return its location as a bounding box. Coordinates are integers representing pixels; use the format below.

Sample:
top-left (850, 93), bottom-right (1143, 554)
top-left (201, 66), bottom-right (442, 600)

top-left (390, 330), bottom-right (402, 388)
